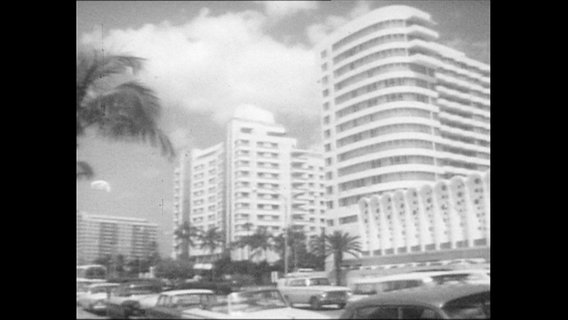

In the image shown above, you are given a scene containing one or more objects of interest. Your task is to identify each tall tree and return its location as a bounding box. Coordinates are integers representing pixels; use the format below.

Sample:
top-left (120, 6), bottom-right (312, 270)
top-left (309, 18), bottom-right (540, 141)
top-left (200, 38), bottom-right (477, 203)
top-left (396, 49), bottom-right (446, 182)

top-left (174, 221), bottom-right (201, 260)
top-left (76, 49), bottom-right (175, 179)
top-left (198, 227), bottom-right (224, 256)
top-left (308, 233), bottom-right (327, 270)
top-left (325, 231), bottom-right (362, 286)
top-left (241, 227), bottom-right (273, 261)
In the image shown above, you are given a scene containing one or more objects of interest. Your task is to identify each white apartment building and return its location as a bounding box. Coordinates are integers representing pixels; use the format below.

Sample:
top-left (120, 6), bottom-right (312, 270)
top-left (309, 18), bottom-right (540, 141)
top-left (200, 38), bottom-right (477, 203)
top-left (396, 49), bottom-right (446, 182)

top-left (77, 211), bottom-right (158, 264)
top-left (325, 171), bottom-right (490, 270)
top-left (172, 150), bottom-right (191, 258)
top-left (316, 5), bottom-right (490, 211)
top-left (174, 114), bottom-right (326, 263)
top-left (227, 117), bottom-right (326, 263)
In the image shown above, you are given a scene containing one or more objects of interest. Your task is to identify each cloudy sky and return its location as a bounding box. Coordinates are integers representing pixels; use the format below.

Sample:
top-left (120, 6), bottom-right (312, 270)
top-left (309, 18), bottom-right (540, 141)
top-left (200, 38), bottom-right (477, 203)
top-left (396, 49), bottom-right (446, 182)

top-left (76, 0), bottom-right (490, 257)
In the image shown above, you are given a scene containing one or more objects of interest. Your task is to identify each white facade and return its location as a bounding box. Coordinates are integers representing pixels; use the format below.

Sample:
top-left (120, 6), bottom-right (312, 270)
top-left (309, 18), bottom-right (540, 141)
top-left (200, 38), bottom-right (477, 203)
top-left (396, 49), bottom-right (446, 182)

top-left (316, 5), bottom-right (490, 210)
top-left (172, 150), bottom-right (191, 258)
top-left (227, 118), bottom-right (327, 263)
top-left (77, 211), bottom-right (158, 264)
top-left (188, 143), bottom-right (226, 258)
top-left (174, 116), bottom-right (326, 263)
top-left (326, 171), bottom-right (490, 258)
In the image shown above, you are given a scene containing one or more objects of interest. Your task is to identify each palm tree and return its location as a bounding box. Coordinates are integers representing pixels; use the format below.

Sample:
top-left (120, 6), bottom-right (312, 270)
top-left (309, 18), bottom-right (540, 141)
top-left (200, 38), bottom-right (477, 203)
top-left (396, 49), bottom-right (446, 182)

top-left (324, 231), bottom-right (362, 286)
top-left (198, 227), bottom-right (225, 257)
top-left (308, 233), bottom-right (326, 270)
top-left (242, 228), bottom-right (273, 261)
top-left (77, 49), bottom-right (175, 179)
top-left (174, 221), bottom-right (201, 260)
top-left (271, 229), bottom-right (306, 270)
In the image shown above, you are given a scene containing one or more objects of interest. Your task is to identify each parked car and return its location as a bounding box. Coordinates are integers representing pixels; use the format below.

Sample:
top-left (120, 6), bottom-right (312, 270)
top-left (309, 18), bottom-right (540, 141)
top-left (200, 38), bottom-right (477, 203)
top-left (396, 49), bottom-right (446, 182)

top-left (349, 269), bottom-right (491, 303)
top-left (349, 273), bottom-right (436, 303)
top-left (174, 279), bottom-right (249, 295)
top-left (181, 288), bottom-right (331, 319)
top-left (77, 282), bottom-right (120, 313)
top-left (77, 279), bottom-right (106, 303)
top-left (340, 283), bottom-right (490, 319)
top-left (145, 289), bottom-right (216, 319)
top-left (428, 269), bottom-right (490, 285)
top-left (277, 275), bottom-right (352, 309)
top-left (105, 280), bottom-right (163, 319)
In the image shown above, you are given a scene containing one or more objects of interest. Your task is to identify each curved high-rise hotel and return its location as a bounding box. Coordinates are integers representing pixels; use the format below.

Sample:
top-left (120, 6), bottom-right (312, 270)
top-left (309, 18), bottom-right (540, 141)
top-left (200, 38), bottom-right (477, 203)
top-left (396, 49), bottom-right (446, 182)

top-left (316, 5), bottom-right (490, 210)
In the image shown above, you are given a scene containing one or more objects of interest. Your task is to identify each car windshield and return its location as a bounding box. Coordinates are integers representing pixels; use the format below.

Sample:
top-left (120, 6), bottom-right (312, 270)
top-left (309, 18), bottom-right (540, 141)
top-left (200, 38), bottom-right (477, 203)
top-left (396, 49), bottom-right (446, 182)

top-left (174, 294), bottom-right (215, 308)
top-left (432, 273), bottom-right (486, 285)
top-left (227, 290), bottom-right (288, 314)
top-left (353, 283), bottom-right (377, 295)
top-left (310, 278), bottom-right (331, 286)
top-left (442, 292), bottom-right (490, 319)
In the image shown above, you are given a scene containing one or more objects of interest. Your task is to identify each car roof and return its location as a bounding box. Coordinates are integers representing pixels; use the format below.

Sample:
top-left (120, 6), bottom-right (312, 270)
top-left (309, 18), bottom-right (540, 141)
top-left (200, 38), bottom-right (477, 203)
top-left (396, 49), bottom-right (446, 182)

top-left (159, 289), bottom-right (214, 296)
top-left (353, 273), bottom-right (433, 284)
top-left (89, 283), bottom-right (120, 288)
top-left (347, 283), bottom-right (490, 309)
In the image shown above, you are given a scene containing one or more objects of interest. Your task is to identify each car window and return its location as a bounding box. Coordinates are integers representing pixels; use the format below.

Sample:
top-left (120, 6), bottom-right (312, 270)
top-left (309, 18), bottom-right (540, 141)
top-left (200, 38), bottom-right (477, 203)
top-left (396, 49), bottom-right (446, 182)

top-left (289, 279), bottom-right (306, 287)
top-left (309, 278), bottom-right (331, 286)
top-left (174, 294), bottom-right (201, 308)
top-left (442, 292), bottom-right (490, 319)
top-left (400, 306), bottom-right (441, 319)
top-left (354, 283), bottom-right (377, 295)
top-left (156, 295), bottom-right (167, 307)
top-left (355, 306), bottom-right (399, 319)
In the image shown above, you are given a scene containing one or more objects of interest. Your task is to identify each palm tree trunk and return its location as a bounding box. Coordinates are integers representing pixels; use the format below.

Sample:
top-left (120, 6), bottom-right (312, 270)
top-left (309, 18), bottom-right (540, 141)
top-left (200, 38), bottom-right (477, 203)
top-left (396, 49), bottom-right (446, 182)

top-left (335, 253), bottom-right (342, 286)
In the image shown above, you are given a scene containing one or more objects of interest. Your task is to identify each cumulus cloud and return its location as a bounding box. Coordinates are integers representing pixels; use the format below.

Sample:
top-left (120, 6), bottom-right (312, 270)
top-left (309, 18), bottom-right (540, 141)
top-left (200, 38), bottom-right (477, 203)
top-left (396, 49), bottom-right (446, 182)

top-left (255, 1), bottom-right (318, 19)
top-left (81, 8), bottom-right (320, 127)
top-left (349, 1), bottom-right (373, 19)
top-left (306, 1), bottom-right (372, 45)
top-left (443, 38), bottom-right (490, 63)
top-left (233, 104), bottom-right (275, 124)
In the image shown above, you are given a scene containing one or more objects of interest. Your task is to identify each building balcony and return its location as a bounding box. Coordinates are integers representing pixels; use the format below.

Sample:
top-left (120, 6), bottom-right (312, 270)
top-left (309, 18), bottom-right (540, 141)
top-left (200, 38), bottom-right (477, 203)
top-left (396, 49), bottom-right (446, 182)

top-left (438, 111), bottom-right (490, 130)
top-left (405, 24), bottom-right (439, 40)
top-left (436, 98), bottom-right (489, 118)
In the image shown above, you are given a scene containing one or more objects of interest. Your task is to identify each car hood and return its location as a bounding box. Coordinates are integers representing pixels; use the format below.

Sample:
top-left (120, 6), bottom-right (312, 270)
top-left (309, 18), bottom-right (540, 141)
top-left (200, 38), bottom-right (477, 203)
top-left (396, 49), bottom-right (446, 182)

top-left (348, 294), bottom-right (369, 302)
top-left (231, 307), bottom-right (332, 319)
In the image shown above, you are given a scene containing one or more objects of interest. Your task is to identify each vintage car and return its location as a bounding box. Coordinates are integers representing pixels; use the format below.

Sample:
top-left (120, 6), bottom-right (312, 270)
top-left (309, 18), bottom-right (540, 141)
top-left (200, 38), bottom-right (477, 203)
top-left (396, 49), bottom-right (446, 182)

top-left (105, 280), bottom-right (163, 319)
top-left (145, 289), bottom-right (216, 319)
top-left (77, 279), bottom-right (107, 303)
top-left (77, 282), bottom-right (120, 313)
top-left (349, 268), bottom-right (491, 303)
top-left (277, 275), bottom-right (352, 309)
top-left (340, 283), bottom-right (490, 319)
top-left (181, 288), bottom-right (331, 319)
top-left (349, 273), bottom-right (437, 303)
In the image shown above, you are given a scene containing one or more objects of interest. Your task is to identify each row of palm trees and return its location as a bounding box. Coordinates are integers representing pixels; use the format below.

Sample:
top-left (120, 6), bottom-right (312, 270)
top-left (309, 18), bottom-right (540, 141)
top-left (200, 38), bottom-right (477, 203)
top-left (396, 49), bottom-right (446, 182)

top-left (174, 221), bottom-right (363, 286)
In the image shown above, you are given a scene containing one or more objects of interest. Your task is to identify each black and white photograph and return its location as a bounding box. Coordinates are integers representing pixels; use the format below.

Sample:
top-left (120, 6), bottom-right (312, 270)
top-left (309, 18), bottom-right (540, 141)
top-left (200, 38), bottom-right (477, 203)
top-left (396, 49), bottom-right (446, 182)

top-left (77, 1), bottom-right (490, 318)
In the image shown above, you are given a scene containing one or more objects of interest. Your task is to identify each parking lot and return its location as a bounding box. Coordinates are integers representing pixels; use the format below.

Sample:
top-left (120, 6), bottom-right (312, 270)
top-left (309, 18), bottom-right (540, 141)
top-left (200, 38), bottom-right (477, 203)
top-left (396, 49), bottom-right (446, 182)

top-left (77, 305), bottom-right (344, 319)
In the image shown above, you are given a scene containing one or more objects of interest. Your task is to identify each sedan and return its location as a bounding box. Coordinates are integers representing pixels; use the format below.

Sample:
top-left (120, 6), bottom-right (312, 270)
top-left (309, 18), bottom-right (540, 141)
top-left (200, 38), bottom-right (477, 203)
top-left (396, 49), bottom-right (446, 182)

top-left (145, 289), bottom-right (216, 319)
top-left (77, 283), bottom-right (120, 313)
top-left (181, 288), bottom-right (332, 319)
top-left (339, 283), bottom-right (490, 319)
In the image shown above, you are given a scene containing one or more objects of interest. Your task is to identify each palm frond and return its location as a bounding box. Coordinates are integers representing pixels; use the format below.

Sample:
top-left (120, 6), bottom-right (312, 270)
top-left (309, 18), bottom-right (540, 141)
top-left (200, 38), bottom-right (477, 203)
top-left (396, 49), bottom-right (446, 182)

top-left (77, 161), bottom-right (94, 179)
